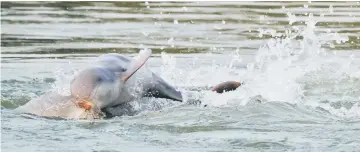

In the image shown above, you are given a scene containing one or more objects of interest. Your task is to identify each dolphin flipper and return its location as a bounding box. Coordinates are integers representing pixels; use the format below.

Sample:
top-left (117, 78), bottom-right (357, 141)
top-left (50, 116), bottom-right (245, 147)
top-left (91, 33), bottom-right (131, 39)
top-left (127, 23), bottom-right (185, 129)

top-left (143, 73), bottom-right (183, 102)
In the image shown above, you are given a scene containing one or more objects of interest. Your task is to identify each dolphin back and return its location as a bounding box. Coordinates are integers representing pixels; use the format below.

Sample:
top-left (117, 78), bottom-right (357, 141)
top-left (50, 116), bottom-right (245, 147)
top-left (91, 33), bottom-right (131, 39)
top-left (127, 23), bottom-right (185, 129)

top-left (96, 53), bottom-right (183, 102)
top-left (95, 53), bottom-right (131, 73)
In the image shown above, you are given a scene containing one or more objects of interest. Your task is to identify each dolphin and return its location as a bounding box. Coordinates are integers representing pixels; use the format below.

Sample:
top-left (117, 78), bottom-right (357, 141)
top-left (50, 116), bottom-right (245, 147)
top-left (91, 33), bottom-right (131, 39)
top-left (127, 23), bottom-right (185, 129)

top-left (15, 49), bottom-right (183, 119)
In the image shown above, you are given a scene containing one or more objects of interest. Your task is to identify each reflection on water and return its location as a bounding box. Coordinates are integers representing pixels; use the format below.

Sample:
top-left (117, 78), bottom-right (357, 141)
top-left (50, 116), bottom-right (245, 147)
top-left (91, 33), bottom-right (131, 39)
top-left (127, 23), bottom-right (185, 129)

top-left (1, 1), bottom-right (359, 54)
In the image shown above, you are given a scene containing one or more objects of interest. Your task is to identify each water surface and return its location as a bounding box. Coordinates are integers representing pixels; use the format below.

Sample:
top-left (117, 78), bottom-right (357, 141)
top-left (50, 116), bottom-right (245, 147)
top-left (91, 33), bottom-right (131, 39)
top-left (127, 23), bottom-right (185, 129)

top-left (1, 1), bottom-right (360, 152)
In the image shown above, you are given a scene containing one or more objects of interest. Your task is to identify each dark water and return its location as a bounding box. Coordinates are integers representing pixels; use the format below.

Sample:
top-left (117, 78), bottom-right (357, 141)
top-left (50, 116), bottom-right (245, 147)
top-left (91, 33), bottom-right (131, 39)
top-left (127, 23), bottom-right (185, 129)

top-left (1, 1), bottom-right (360, 152)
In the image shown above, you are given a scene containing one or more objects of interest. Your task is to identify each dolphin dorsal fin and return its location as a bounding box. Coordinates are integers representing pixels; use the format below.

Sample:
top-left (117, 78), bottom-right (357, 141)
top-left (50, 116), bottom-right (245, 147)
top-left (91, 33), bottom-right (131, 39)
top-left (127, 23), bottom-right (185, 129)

top-left (120, 49), bottom-right (152, 82)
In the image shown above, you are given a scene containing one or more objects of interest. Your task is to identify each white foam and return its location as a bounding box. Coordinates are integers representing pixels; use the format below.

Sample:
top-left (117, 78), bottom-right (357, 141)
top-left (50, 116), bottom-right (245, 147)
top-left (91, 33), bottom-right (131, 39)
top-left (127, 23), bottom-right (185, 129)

top-left (153, 13), bottom-right (360, 119)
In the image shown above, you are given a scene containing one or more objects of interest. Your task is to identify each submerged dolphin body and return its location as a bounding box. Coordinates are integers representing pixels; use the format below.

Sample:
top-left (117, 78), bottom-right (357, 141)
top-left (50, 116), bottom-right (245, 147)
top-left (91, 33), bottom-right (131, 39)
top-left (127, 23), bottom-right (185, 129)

top-left (15, 49), bottom-right (183, 119)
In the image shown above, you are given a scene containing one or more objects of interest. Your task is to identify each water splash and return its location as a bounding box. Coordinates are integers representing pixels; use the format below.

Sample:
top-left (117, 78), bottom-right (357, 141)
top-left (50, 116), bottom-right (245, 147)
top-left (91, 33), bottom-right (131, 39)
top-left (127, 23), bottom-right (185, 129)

top-left (50, 61), bottom-right (78, 96)
top-left (189, 13), bottom-right (360, 119)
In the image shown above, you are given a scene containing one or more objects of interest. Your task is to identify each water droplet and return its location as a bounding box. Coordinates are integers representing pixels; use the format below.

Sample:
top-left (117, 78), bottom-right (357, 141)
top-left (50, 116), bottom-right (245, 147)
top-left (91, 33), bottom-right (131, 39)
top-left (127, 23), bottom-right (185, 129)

top-left (329, 43), bottom-right (335, 48)
top-left (142, 32), bottom-right (149, 36)
top-left (222, 20), bottom-right (226, 24)
top-left (181, 6), bottom-right (188, 11)
top-left (309, 13), bottom-right (313, 18)
top-left (287, 12), bottom-right (296, 25)
top-left (304, 4), bottom-right (308, 8)
top-left (174, 20), bottom-right (178, 24)
top-left (258, 28), bottom-right (264, 38)
top-left (329, 5), bottom-right (334, 13)
top-left (336, 39), bottom-right (341, 44)
top-left (260, 15), bottom-right (265, 20)
top-left (246, 63), bottom-right (254, 71)
top-left (167, 37), bottom-right (174, 44)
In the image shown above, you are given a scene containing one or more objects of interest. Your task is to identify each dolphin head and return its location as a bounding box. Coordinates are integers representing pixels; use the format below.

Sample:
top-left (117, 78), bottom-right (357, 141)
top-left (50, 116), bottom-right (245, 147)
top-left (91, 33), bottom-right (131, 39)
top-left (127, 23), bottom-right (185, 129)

top-left (70, 68), bottom-right (120, 112)
top-left (70, 49), bottom-right (152, 119)
top-left (71, 68), bottom-right (101, 100)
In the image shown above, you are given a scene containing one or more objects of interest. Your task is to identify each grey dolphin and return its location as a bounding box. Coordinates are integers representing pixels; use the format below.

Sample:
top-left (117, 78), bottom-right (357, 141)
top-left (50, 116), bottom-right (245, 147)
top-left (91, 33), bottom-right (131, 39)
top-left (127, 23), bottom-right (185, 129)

top-left (15, 49), bottom-right (183, 119)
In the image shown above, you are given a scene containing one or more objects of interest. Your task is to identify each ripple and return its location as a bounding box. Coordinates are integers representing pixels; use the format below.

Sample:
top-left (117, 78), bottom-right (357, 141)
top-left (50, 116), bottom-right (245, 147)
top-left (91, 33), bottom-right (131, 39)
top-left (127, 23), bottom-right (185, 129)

top-left (1, 1), bottom-right (359, 54)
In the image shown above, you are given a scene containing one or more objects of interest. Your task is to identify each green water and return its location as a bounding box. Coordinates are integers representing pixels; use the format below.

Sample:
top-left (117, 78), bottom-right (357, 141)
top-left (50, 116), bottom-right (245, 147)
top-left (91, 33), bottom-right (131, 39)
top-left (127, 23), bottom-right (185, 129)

top-left (1, 1), bottom-right (360, 152)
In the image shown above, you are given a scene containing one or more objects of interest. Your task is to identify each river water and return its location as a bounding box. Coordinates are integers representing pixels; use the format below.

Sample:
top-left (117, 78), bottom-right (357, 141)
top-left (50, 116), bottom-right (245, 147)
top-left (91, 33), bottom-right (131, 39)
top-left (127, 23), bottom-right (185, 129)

top-left (1, 1), bottom-right (360, 152)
